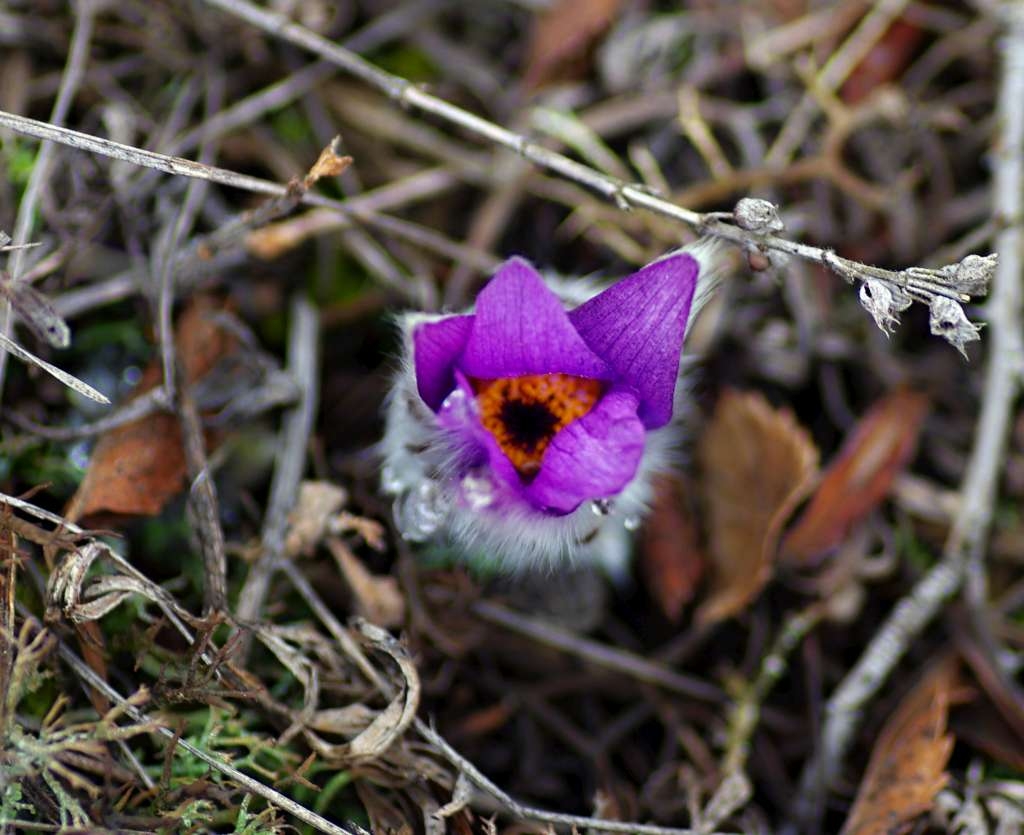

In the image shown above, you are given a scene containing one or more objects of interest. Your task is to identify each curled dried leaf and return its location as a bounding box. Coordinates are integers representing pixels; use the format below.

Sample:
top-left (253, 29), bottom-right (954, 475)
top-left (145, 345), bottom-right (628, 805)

top-left (47, 541), bottom-right (104, 618)
top-left (840, 658), bottom-right (963, 835)
top-left (303, 138), bottom-right (352, 187)
top-left (640, 474), bottom-right (705, 623)
top-left (0, 273), bottom-right (70, 348)
top-left (783, 389), bottom-right (929, 564)
top-left (346, 618), bottom-right (420, 759)
top-left (697, 390), bottom-right (819, 624)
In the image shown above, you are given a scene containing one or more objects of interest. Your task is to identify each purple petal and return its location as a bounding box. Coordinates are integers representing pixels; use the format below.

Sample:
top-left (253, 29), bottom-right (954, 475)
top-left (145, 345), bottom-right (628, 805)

top-left (524, 387), bottom-right (645, 514)
top-left (569, 252), bottom-right (699, 428)
top-left (413, 315), bottom-right (473, 410)
top-left (437, 370), bottom-right (523, 487)
top-left (460, 257), bottom-right (611, 381)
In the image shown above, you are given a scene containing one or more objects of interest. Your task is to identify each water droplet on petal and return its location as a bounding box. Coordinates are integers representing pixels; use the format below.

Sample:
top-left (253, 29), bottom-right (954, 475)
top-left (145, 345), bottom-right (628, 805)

top-left (591, 498), bottom-right (612, 516)
top-left (460, 473), bottom-right (494, 510)
top-left (121, 365), bottom-right (142, 387)
top-left (623, 515), bottom-right (641, 532)
top-left (381, 464), bottom-right (405, 494)
top-left (394, 480), bottom-right (447, 541)
top-left (441, 387), bottom-right (467, 413)
top-left (68, 440), bottom-right (90, 471)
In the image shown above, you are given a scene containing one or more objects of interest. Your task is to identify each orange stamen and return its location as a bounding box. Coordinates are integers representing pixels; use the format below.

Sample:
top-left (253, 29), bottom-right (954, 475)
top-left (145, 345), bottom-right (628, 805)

top-left (472, 373), bottom-right (603, 479)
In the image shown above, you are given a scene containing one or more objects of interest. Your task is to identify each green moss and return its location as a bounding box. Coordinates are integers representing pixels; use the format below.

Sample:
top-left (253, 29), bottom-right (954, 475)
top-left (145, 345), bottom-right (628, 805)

top-left (0, 779), bottom-right (35, 824)
top-left (231, 794), bottom-right (287, 834)
top-left (72, 318), bottom-right (152, 356)
top-left (292, 763), bottom-right (367, 835)
top-left (1, 446), bottom-right (83, 490)
top-left (270, 106), bottom-right (315, 148)
top-left (366, 44), bottom-right (437, 83)
top-left (897, 519), bottom-right (935, 573)
top-left (12, 672), bottom-right (57, 722)
top-left (2, 140), bottom-right (37, 188)
top-left (318, 251), bottom-right (372, 305)
top-left (259, 308), bottom-right (288, 349)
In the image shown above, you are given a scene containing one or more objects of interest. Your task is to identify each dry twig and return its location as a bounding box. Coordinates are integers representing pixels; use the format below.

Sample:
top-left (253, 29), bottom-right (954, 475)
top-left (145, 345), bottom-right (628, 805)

top-left (46, 624), bottom-right (361, 835)
top-left (791, 3), bottom-right (1024, 827)
top-left (0, 0), bottom-right (96, 401)
top-left (202, 0), bottom-right (992, 351)
top-left (234, 296), bottom-right (320, 651)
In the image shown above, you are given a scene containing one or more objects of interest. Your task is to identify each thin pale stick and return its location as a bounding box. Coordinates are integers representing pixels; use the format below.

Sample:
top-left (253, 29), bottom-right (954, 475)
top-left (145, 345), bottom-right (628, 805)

top-left (49, 629), bottom-right (360, 835)
top-left (0, 111), bottom-right (494, 305)
top-left (791, 4), bottom-right (1024, 826)
top-left (199, 0), bottom-right (982, 309)
top-left (234, 297), bottom-right (319, 651)
top-left (471, 599), bottom-right (721, 702)
top-left (0, 331), bottom-right (109, 404)
top-left (277, 560), bottom-right (736, 835)
top-left (0, 0), bottom-right (97, 397)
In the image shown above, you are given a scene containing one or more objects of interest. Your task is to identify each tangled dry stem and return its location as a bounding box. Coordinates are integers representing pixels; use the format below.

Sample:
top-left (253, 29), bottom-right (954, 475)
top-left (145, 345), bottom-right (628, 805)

top-left (792, 1), bottom-right (1024, 827)
top-left (0, 1), bottom-right (1019, 833)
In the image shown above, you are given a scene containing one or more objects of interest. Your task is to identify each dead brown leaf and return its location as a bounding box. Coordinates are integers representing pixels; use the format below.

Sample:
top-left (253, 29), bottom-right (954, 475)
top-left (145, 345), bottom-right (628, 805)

top-left (840, 658), bottom-right (962, 835)
top-left (66, 298), bottom-right (238, 523)
top-left (782, 389), bottom-right (929, 564)
top-left (696, 390), bottom-right (819, 625)
top-left (327, 537), bottom-right (405, 628)
top-left (841, 17), bottom-right (925, 104)
top-left (285, 481), bottom-right (348, 558)
top-left (303, 143), bottom-right (352, 187)
top-left (246, 141), bottom-right (351, 260)
top-left (355, 781), bottom-right (413, 835)
top-left (454, 702), bottom-right (514, 739)
top-left (640, 474), bottom-right (705, 623)
top-left (523, 0), bottom-right (624, 90)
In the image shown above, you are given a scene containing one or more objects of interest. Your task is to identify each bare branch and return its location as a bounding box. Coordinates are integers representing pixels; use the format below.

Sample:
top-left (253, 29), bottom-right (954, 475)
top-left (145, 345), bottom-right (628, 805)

top-left (0, 0), bottom-right (97, 400)
top-left (200, 0), bottom-right (991, 344)
top-left (234, 297), bottom-right (320, 651)
top-left (791, 3), bottom-right (1024, 827)
top-left (48, 625), bottom-right (361, 835)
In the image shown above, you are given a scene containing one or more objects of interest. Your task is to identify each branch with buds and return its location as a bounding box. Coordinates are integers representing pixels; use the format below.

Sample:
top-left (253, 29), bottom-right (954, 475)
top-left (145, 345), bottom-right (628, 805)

top-left (707, 197), bottom-right (994, 356)
top-left (198, 0), bottom-right (994, 358)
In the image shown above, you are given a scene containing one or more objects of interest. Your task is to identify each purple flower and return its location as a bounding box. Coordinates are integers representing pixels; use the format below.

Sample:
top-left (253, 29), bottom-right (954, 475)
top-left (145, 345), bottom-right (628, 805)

top-left (381, 245), bottom-right (717, 572)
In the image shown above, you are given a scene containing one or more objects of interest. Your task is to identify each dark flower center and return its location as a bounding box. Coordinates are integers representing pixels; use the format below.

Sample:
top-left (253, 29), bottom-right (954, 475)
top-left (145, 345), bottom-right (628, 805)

top-left (472, 373), bottom-right (603, 480)
top-left (499, 399), bottom-right (559, 451)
